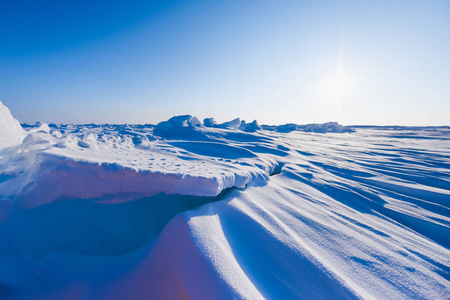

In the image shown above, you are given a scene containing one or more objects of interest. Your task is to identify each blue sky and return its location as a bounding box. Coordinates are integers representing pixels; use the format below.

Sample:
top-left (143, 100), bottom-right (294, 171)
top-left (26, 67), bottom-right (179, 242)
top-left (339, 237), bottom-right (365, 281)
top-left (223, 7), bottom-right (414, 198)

top-left (1, 0), bottom-right (449, 125)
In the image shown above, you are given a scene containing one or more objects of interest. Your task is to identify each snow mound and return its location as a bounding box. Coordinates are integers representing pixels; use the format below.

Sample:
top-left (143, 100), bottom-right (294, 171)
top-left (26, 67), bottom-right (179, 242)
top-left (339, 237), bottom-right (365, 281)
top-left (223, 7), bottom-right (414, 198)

top-left (0, 101), bottom-right (25, 150)
top-left (156, 115), bottom-right (203, 129)
top-left (154, 115), bottom-right (264, 139)
top-left (154, 115), bottom-right (206, 139)
top-left (1, 122), bottom-right (281, 209)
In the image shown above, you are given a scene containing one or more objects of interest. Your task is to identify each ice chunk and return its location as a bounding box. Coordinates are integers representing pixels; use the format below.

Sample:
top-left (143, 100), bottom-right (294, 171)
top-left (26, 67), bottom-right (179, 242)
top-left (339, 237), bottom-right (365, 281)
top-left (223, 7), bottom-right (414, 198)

top-left (0, 101), bottom-right (25, 150)
top-left (276, 123), bottom-right (298, 133)
top-left (157, 115), bottom-right (203, 129)
top-left (33, 122), bottom-right (51, 133)
top-left (153, 115), bottom-right (207, 139)
top-left (219, 118), bottom-right (241, 129)
top-left (240, 120), bottom-right (261, 132)
top-left (203, 117), bottom-right (219, 128)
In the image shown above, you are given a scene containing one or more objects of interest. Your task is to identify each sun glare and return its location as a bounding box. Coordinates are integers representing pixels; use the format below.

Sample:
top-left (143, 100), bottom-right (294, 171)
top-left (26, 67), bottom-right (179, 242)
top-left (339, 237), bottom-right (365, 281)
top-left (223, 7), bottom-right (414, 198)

top-left (316, 68), bottom-right (354, 101)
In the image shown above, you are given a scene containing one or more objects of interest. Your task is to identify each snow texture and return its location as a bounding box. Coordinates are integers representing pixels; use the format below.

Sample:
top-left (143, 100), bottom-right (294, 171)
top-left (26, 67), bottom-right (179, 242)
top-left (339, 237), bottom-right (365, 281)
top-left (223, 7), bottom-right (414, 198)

top-left (0, 107), bottom-right (449, 299)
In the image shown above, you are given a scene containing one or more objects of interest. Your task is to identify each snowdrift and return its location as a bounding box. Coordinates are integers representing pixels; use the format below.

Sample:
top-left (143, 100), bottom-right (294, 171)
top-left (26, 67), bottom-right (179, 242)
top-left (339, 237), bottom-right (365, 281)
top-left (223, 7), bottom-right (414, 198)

top-left (0, 104), bottom-right (449, 299)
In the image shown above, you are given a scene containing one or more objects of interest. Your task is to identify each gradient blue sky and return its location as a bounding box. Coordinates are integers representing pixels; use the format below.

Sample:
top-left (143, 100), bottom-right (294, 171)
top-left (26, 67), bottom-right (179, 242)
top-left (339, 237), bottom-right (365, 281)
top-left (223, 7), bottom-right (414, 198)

top-left (1, 0), bottom-right (449, 125)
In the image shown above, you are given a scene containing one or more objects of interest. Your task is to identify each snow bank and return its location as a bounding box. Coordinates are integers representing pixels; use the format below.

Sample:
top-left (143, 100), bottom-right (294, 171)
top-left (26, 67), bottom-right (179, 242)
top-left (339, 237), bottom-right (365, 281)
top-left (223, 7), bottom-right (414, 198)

top-left (15, 149), bottom-right (274, 209)
top-left (139, 168), bottom-right (450, 299)
top-left (0, 101), bottom-right (25, 150)
top-left (16, 153), bottom-right (222, 208)
top-left (2, 121), bottom-right (280, 209)
top-left (153, 115), bottom-right (206, 139)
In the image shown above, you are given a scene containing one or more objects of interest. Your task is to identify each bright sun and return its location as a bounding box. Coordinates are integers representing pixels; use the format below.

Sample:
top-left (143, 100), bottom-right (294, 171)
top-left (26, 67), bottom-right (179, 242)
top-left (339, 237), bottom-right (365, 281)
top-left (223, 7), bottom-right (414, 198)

top-left (317, 69), bottom-right (354, 101)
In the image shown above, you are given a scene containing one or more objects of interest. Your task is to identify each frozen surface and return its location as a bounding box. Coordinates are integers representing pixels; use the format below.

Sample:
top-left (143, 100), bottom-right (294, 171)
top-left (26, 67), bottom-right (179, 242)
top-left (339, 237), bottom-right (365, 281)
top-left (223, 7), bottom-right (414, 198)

top-left (0, 109), bottom-right (449, 299)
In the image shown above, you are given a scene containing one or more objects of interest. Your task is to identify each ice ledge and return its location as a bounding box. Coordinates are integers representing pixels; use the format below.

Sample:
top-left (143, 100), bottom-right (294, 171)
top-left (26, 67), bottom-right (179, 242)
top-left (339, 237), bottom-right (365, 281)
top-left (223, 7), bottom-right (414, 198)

top-left (15, 152), bottom-right (274, 209)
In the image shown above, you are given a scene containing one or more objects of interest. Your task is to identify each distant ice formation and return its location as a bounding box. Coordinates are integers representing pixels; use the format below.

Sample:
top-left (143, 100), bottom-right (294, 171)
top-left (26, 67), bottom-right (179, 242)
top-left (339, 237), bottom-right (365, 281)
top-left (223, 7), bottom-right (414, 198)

top-left (154, 114), bottom-right (353, 138)
top-left (203, 117), bottom-right (261, 132)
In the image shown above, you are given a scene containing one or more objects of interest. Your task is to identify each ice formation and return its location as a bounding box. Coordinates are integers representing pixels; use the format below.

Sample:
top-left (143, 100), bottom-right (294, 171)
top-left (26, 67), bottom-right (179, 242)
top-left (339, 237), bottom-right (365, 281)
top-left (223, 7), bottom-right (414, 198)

top-left (0, 101), bottom-right (25, 150)
top-left (0, 104), bottom-right (449, 299)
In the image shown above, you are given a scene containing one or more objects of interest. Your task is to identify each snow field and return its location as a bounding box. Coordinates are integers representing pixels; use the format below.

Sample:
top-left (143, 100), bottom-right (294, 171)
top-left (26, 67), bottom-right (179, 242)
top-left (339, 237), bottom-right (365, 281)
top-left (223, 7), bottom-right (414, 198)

top-left (0, 102), bottom-right (449, 299)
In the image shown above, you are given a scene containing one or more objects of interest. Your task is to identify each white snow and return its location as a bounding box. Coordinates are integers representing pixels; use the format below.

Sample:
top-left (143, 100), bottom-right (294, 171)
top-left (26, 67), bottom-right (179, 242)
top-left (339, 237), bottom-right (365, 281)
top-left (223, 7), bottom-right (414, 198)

top-left (0, 101), bottom-right (25, 151)
top-left (218, 117), bottom-right (241, 129)
top-left (240, 120), bottom-right (261, 132)
top-left (0, 105), bottom-right (449, 299)
top-left (203, 117), bottom-right (219, 127)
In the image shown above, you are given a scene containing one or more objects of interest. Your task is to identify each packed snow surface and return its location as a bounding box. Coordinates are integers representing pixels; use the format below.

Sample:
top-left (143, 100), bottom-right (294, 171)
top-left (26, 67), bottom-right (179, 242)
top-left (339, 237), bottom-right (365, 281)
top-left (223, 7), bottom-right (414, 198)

top-left (0, 110), bottom-right (449, 299)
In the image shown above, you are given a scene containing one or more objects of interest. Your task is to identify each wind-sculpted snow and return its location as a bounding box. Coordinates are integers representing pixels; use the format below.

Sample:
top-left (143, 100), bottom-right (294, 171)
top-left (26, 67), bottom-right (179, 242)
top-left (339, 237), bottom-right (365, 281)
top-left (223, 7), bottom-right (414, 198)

top-left (0, 109), bottom-right (449, 299)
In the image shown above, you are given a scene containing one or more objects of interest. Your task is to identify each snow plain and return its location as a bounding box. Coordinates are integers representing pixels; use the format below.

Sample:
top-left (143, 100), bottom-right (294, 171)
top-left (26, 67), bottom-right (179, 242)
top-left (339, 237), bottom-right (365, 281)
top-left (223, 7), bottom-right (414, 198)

top-left (0, 101), bottom-right (449, 299)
